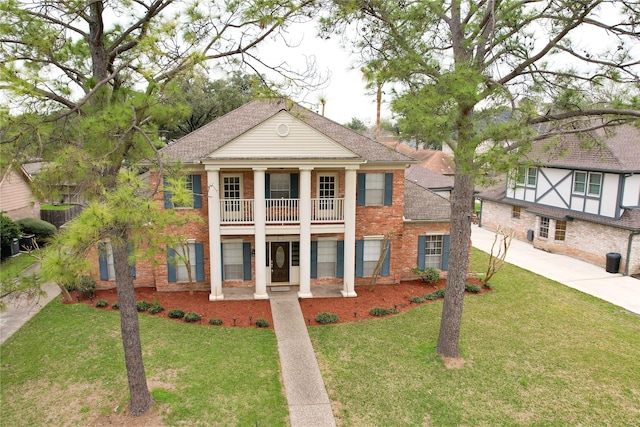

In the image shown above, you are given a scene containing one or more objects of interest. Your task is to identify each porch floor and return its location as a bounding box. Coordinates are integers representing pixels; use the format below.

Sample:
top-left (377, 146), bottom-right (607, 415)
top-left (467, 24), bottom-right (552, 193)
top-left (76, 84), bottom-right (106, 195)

top-left (220, 285), bottom-right (344, 301)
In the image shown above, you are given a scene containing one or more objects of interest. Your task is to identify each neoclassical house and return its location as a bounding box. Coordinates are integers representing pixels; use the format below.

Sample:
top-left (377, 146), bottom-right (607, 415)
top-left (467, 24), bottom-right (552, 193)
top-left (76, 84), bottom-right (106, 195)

top-left (93, 98), bottom-right (453, 299)
top-left (478, 124), bottom-right (640, 276)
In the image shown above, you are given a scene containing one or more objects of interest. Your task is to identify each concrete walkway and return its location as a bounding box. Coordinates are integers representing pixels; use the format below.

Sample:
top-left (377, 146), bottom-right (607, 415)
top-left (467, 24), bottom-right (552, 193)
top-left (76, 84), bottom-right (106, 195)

top-left (269, 289), bottom-right (336, 427)
top-left (472, 225), bottom-right (640, 315)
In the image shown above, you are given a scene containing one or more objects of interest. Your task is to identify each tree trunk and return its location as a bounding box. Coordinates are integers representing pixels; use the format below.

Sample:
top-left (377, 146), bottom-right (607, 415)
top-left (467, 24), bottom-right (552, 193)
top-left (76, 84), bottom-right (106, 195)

top-left (112, 237), bottom-right (154, 416)
top-left (436, 171), bottom-right (474, 358)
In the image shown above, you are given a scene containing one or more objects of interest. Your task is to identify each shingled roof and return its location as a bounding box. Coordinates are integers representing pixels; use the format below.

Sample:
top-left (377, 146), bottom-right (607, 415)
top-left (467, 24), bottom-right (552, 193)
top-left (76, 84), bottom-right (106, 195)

top-left (160, 98), bottom-right (413, 164)
top-left (405, 165), bottom-right (454, 191)
top-left (526, 124), bottom-right (640, 173)
top-left (403, 179), bottom-right (451, 221)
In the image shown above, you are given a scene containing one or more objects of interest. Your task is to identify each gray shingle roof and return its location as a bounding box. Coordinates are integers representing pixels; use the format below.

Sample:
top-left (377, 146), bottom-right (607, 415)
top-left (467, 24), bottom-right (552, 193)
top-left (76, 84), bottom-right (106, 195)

top-left (526, 124), bottom-right (640, 172)
top-left (477, 185), bottom-right (640, 231)
top-left (405, 165), bottom-right (454, 190)
top-left (404, 179), bottom-right (451, 221)
top-left (160, 98), bottom-right (413, 164)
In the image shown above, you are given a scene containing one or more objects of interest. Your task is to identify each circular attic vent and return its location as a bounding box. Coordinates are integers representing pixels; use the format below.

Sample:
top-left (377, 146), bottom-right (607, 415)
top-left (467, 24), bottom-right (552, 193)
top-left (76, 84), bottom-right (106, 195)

top-left (277, 123), bottom-right (290, 137)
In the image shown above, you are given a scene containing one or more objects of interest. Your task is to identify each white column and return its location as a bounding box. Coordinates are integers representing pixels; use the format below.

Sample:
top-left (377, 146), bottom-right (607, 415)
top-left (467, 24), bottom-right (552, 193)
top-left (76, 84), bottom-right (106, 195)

top-left (342, 167), bottom-right (358, 297)
top-left (298, 167), bottom-right (313, 298)
top-left (207, 168), bottom-right (224, 301)
top-left (253, 168), bottom-right (268, 299)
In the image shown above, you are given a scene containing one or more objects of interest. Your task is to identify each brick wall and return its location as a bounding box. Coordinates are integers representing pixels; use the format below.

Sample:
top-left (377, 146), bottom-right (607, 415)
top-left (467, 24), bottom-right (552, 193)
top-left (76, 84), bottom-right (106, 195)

top-left (481, 200), bottom-right (639, 275)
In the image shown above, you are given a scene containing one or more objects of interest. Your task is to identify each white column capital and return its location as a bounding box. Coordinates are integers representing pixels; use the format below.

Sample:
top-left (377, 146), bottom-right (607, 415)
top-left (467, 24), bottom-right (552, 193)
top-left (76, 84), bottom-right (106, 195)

top-left (252, 167), bottom-right (268, 172)
top-left (299, 166), bottom-right (314, 172)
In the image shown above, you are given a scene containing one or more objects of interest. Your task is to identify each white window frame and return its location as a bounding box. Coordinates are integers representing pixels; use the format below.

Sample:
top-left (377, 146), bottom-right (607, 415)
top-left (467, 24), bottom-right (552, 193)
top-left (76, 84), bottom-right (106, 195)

top-left (573, 171), bottom-right (587, 194)
top-left (365, 173), bottom-right (385, 206)
top-left (317, 240), bottom-right (337, 278)
top-left (172, 241), bottom-right (197, 282)
top-left (270, 173), bottom-right (290, 199)
top-left (515, 167), bottom-right (537, 188)
top-left (539, 217), bottom-right (550, 239)
top-left (424, 235), bottom-right (444, 269)
top-left (362, 239), bottom-right (382, 276)
top-left (588, 172), bottom-right (602, 196)
top-left (105, 242), bottom-right (116, 281)
top-left (223, 241), bottom-right (244, 280)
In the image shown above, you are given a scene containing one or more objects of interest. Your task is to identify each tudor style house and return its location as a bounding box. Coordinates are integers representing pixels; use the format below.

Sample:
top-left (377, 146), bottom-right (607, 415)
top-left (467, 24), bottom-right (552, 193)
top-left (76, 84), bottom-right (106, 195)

top-left (478, 124), bottom-right (640, 276)
top-left (93, 98), bottom-right (452, 300)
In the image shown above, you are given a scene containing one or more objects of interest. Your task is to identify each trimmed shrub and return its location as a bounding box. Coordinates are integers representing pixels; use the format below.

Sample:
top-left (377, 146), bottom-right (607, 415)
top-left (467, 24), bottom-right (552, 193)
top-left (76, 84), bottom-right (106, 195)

top-left (136, 301), bottom-right (151, 312)
top-left (255, 318), bottom-right (270, 328)
top-left (76, 275), bottom-right (96, 298)
top-left (465, 283), bottom-right (482, 293)
top-left (95, 299), bottom-right (108, 308)
top-left (16, 218), bottom-right (56, 245)
top-left (410, 295), bottom-right (426, 304)
top-left (208, 318), bottom-right (223, 326)
top-left (148, 303), bottom-right (164, 314)
top-left (315, 312), bottom-right (339, 324)
top-left (168, 309), bottom-right (185, 319)
top-left (112, 301), bottom-right (119, 309)
top-left (184, 312), bottom-right (201, 323)
top-left (0, 213), bottom-right (21, 257)
top-left (369, 307), bottom-right (397, 317)
top-left (64, 281), bottom-right (77, 291)
top-left (412, 267), bottom-right (440, 284)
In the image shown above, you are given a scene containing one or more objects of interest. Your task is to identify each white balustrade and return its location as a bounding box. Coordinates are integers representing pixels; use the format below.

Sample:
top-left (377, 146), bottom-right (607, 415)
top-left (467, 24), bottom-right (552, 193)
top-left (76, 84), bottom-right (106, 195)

top-left (219, 198), bottom-right (344, 224)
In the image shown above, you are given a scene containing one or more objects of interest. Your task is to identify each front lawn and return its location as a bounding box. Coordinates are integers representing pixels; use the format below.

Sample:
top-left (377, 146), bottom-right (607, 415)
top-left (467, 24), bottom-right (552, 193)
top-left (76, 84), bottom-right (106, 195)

top-left (309, 249), bottom-right (640, 426)
top-left (0, 302), bottom-right (287, 426)
top-left (0, 253), bottom-right (38, 282)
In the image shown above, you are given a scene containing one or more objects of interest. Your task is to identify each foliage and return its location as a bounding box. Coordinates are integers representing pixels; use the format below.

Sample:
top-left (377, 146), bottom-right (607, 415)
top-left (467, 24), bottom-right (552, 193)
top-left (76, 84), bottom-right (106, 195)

top-left (168, 309), bottom-right (185, 319)
top-left (111, 301), bottom-right (119, 310)
top-left (208, 318), bottom-right (223, 326)
top-left (315, 312), bottom-right (339, 324)
top-left (95, 300), bottom-right (108, 308)
top-left (409, 295), bottom-right (426, 304)
top-left (136, 301), bottom-right (152, 312)
top-left (344, 117), bottom-right (368, 133)
top-left (255, 318), bottom-right (270, 328)
top-left (0, 253), bottom-right (38, 282)
top-left (76, 276), bottom-right (96, 299)
top-left (16, 218), bottom-right (56, 245)
top-left (465, 284), bottom-right (482, 294)
top-left (369, 306), bottom-right (398, 317)
top-left (484, 226), bottom-right (516, 285)
top-left (425, 289), bottom-right (445, 300)
top-left (184, 312), bottom-right (201, 323)
top-left (0, 213), bottom-right (21, 256)
top-left (148, 302), bottom-right (164, 314)
top-left (0, 274), bottom-right (45, 312)
top-left (412, 267), bottom-right (440, 284)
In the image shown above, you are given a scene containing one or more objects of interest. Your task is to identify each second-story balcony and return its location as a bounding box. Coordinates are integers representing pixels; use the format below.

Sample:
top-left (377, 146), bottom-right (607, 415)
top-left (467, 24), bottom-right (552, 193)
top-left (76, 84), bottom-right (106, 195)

top-left (219, 198), bottom-right (344, 224)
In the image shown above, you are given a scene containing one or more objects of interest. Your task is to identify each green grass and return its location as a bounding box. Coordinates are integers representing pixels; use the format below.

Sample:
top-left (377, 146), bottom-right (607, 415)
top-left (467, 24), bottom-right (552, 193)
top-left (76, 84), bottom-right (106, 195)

top-left (309, 248), bottom-right (640, 426)
top-left (0, 253), bottom-right (38, 282)
top-left (0, 303), bottom-right (287, 426)
top-left (40, 204), bottom-right (72, 210)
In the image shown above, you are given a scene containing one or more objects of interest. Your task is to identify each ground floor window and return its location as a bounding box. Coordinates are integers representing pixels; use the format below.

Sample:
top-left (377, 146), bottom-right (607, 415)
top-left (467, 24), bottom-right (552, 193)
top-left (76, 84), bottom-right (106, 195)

top-left (167, 241), bottom-right (204, 283)
top-left (99, 242), bottom-right (136, 281)
top-left (223, 242), bottom-right (244, 280)
top-left (539, 217), bottom-right (550, 238)
top-left (317, 240), bottom-right (337, 278)
top-left (512, 206), bottom-right (521, 219)
top-left (555, 220), bottom-right (567, 241)
top-left (362, 240), bottom-right (381, 276)
top-left (424, 235), bottom-right (443, 269)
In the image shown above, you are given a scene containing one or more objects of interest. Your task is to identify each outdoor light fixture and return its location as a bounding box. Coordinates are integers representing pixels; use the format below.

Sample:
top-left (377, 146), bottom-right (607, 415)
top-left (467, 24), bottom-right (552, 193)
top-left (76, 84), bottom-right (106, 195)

top-left (354, 311), bottom-right (357, 318)
top-left (307, 318), bottom-right (311, 326)
top-left (233, 317), bottom-right (236, 326)
top-left (249, 316), bottom-right (252, 325)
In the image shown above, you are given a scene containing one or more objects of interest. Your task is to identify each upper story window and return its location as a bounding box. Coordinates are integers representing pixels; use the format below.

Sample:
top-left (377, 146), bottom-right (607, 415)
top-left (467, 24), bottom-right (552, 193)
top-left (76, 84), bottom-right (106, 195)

top-left (357, 172), bottom-right (393, 206)
top-left (515, 167), bottom-right (537, 187)
top-left (573, 171), bottom-right (602, 196)
top-left (265, 173), bottom-right (299, 199)
top-left (163, 174), bottom-right (202, 209)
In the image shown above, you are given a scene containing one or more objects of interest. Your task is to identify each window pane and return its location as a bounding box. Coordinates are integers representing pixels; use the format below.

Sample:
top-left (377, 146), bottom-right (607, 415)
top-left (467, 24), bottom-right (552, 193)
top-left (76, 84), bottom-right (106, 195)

top-left (291, 242), bottom-right (300, 267)
top-left (512, 206), bottom-right (521, 219)
top-left (424, 235), bottom-right (443, 269)
top-left (106, 243), bottom-right (116, 280)
top-left (317, 241), bottom-right (337, 278)
top-left (174, 242), bottom-right (196, 282)
top-left (270, 173), bottom-right (290, 199)
top-left (363, 240), bottom-right (381, 276)
top-left (588, 173), bottom-right (601, 196)
top-left (555, 220), bottom-right (567, 241)
top-left (539, 217), bottom-right (549, 238)
top-left (574, 172), bottom-right (586, 193)
top-left (527, 168), bottom-right (537, 186)
top-left (365, 173), bottom-right (384, 205)
top-left (223, 242), bottom-right (243, 280)
top-left (173, 175), bottom-right (194, 208)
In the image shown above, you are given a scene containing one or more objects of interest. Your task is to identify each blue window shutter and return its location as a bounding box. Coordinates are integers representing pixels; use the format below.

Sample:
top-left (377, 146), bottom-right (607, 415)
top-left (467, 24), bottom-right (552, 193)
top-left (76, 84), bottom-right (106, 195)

top-left (384, 173), bottom-right (393, 206)
top-left (195, 243), bottom-right (205, 282)
top-left (192, 174), bottom-right (202, 208)
top-left (290, 173), bottom-right (299, 198)
top-left (167, 246), bottom-right (177, 282)
top-left (243, 242), bottom-right (251, 280)
top-left (442, 235), bottom-right (451, 271)
top-left (355, 240), bottom-right (364, 278)
top-left (336, 240), bottom-right (344, 279)
top-left (265, 173), bottom-right (271, 198)
top-left (357, 174), bottom-right (366, 206)
top-left (163, 177), bottom-right (173, 208)
top-left (220, 243), bottom-right (225, 281)
top-left (128, 242), bottom-right (136, 279)
top-left (98, 242), bottom-right (108, 280)
top-left (310, 241), bottom-right (318, 279)
top-left (417, 235), bottom-right (426, 269)
top-left (382, 244), bottom-right (391, 277)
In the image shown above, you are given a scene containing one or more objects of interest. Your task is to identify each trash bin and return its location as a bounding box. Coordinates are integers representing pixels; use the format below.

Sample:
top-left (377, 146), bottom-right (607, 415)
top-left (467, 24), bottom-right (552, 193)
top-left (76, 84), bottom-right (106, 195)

top-left (19, 234), bottom-right (36, 252)
top-left (10, 238), bottom-right (20, 256)
top-left (605, 252), bottom-right (621, 273)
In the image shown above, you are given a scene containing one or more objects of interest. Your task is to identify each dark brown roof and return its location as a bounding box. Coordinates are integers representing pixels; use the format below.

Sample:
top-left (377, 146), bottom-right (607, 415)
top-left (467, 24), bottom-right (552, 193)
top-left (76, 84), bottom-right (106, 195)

top-left (403, 179), bottom-right (451, 221)
top-left (381, 142), bottom-right (456, 175)
top-left (160, 98), bottom-right (414, 164)
top-left (526, 124), bottom-right (640, 172)
top-left (477, 186), bottom-right (640, 231)
top-left (405, 165), bottom-right (454, 190)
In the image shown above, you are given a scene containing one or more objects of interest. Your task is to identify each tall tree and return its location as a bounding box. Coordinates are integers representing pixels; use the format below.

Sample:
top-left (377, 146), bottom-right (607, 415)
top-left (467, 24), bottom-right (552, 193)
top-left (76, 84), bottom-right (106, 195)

top-left (1, 0), bottom-right (317, 416)
top-left (323, 0), bottom-right (640, 359)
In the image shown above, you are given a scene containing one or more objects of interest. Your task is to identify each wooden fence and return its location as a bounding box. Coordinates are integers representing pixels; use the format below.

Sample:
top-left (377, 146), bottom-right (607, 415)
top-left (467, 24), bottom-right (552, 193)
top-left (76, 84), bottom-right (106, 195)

top-left (40, 205), bottom-right (83, 228)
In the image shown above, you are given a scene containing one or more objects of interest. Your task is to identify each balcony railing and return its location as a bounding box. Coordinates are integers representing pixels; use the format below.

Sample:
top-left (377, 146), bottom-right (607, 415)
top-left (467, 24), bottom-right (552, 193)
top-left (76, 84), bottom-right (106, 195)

top-left (219, 198), bottom-right (344, 224)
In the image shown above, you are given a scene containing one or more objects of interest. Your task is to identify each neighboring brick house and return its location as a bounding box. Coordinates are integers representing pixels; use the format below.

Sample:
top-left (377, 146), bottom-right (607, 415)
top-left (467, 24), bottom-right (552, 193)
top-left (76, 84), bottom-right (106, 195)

top-left (0, 164), bottom-right (40, 221)
top-left (478, 124), bottom-right (640, 276)
top-left (93, 98), bottom-right (452, 299)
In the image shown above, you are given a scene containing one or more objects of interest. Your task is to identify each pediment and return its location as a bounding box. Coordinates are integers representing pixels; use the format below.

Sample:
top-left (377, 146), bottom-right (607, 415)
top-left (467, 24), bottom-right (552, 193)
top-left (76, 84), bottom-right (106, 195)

top-left (207, 111), bottom-right (359, 159)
